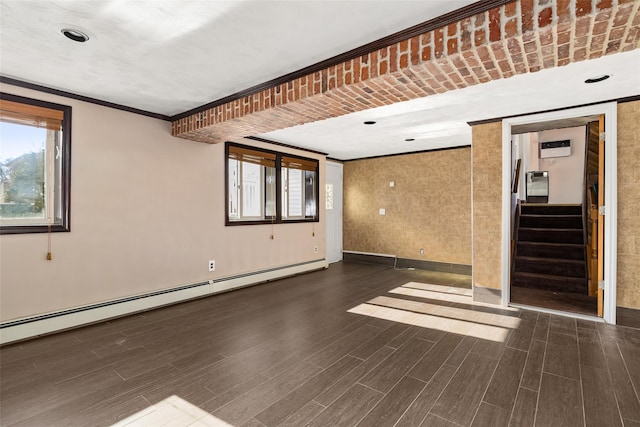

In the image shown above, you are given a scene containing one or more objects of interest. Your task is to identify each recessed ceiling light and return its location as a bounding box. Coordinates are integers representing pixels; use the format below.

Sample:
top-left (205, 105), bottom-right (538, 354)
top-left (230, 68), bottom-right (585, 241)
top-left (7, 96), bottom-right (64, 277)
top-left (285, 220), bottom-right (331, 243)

top-left (405, 138), bottom-right (415, 142)
top-left (61, 28), bottom-right (90, 43)
top-left (584, 74), bottom-right (610, 84)
top-left (363, 121), bottom-right (376, 125)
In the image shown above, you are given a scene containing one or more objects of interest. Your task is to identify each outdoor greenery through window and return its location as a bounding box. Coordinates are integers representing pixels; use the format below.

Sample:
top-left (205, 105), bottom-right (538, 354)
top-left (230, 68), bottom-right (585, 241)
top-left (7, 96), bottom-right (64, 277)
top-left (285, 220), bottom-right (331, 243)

top-left (0, 93), bottom-right (71, 234)
top-left (226, 142), bottom-right (318, 224)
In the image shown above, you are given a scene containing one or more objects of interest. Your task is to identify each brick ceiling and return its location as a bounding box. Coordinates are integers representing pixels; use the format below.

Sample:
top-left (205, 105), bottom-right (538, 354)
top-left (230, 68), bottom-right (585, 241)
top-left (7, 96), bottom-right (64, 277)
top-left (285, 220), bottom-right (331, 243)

top-left (172, 0), bottom-right (640, 144)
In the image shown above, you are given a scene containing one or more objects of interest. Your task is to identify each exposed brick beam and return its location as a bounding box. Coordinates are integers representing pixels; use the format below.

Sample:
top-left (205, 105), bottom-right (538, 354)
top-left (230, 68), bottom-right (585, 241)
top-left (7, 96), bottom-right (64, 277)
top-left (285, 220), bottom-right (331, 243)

top-left (172, 0), bottom-right (640, 144)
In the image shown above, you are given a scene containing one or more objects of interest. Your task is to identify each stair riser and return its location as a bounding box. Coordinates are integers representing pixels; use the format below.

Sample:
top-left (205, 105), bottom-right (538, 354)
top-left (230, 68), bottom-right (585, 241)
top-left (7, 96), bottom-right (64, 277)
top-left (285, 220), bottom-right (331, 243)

top-left (511, 275), bottom-right (587, 294)
top-left (518, 229), bottom-right (584, 244)
top-left (519, 216), bottom-right (583, 229)
top-left (520, 205), bottom-right (582, 215)
top-left (514, 259), bottom-right (586, 278)
top-left (516, 244), bottom-right (585, 260)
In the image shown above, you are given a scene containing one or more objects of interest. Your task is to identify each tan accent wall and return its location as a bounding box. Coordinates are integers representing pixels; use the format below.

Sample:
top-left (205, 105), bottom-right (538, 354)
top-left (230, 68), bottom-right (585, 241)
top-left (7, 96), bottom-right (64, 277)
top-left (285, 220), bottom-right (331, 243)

top-left (343, 148), bottom-right (471, 265)
top-left (471, 122), bottom-right (503, 290)
top-left (617, 100), bottom-right (640, 309)
top-left (0, 84), bottom-right (325, 322)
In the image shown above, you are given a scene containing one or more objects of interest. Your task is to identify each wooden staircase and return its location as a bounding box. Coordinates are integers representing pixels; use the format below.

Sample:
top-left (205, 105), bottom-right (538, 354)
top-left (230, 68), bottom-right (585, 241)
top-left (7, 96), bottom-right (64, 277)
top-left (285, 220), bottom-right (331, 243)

top-left (512, 204), bottom-right (588, 294)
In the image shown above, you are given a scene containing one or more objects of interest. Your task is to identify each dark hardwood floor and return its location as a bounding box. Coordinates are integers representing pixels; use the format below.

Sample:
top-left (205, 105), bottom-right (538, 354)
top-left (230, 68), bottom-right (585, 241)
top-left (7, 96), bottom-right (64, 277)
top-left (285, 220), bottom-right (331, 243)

top-left (510, 286), bottom-right (598, 316)
top-left (1, 262), bottom-right (639, 426)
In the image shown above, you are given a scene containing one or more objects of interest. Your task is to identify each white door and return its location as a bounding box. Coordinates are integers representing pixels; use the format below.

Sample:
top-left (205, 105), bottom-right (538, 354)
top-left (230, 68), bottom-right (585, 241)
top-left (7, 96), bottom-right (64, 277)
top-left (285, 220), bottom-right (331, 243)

top-left (325, 161), bottom-right (343, 263)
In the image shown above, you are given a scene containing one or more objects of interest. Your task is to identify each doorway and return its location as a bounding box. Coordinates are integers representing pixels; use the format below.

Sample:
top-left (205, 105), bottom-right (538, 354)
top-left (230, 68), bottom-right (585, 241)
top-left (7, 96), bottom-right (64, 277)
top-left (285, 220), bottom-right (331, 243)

top-left (501, 103), bottom-right (618, 323)
top-left (510, 125), bottom-right (594, 316)
top-left (325, 161), bottom-right (343, 263)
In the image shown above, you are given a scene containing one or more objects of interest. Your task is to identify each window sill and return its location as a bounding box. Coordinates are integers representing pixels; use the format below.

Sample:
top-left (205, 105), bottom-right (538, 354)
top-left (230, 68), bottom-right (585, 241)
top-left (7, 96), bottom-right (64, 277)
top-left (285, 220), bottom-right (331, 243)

top-left (0, 224), bottom-right (70, 235)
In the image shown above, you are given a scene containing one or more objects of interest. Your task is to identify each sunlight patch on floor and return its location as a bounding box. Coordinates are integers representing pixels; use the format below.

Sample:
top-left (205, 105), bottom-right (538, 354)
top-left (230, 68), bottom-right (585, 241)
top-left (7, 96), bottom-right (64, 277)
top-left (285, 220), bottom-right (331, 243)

top-left (348, 303), bottom-right (510, 342)
top-left (348, 282), bottom-right (521, 343)
top-left (368, 295), bottom-right (522, 329)
top-left (390, 286), bottom-right (519, 311)
top-left (111, 395), bottom-right (233, 427)
top-left (402, 281), bottom-right (474, 296)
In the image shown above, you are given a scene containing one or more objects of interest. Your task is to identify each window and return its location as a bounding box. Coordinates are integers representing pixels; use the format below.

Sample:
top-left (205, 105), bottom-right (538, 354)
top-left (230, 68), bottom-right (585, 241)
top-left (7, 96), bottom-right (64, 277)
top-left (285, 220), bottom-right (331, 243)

top-left (227, 145), bottom-right (276, 221)
top-left (325, 183), bottom-right (334, 210)
top-left (0, 93), bottom-right (71, 234)
top-left (281, 156), bottom-right (317, 220)
top-left (226, 142), bottom-right (318, 225)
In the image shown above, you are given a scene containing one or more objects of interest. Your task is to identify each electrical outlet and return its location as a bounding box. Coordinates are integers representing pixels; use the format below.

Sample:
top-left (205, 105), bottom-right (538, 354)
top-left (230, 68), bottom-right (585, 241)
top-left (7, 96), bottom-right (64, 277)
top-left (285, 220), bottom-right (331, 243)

top-left (208, 260), bottom-right (215, 271)
top-left (420, 248), bottom-right (424, 255)
top-left (314, 246), bottom-right (319, 253)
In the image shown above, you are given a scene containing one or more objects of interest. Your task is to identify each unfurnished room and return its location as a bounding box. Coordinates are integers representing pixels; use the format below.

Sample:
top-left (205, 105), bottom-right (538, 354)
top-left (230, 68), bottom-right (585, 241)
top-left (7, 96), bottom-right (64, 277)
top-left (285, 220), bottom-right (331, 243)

top-left (1, 1), bottom-right (639, 426)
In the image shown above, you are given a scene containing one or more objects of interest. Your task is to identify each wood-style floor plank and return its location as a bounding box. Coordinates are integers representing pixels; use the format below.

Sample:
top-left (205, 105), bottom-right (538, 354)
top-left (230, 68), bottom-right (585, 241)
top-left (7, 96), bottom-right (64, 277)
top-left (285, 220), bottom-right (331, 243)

top-left (535, 373), bottom-right (584, 427)
top-left (482, 347), bottom-right (528, 411)
top-left (471, 402), bottom-right (510, 427)
top-left (355, 376), bottom-right (426, 427)
top-left (313, 345), bottom-right (393, 407)
top-left (543, 331), bottom-right (580, 380)
top-left (430, 352), bottom-right (499, 426)
top-left (212, 360), bottom-right (322, 426)
top-left (1, 262), bottom-right (637, 427)
top-left (307, 383), bottom-right (382, 427)
top-left (254, 355), bottom-right (361, 426)
top-left (520, 339), bottom-right (546, 391)
top-left (395, 364), bottom-right (457, 427)
top-left (358, 336), bottom-right (433, 393)
top-left (581, 365), bottom-right (623, 427)
top-left (509, 387), bottom-right (538, 427)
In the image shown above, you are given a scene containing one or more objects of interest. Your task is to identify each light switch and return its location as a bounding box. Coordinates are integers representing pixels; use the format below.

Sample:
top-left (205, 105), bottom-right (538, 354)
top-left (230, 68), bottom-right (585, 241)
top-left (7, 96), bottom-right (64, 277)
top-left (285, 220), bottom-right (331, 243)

top-left (389, 181), bottom-right (395, 187)
top-left (379, 208), bottom-right (386, 215)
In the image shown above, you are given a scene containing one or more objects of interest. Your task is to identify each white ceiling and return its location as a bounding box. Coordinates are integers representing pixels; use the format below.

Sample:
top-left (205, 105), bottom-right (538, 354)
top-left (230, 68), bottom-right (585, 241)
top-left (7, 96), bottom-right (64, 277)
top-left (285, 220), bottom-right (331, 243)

top-left (0, 0), bottom-right (475, 115)
top-left (1, 1), bottom-right (639, 160)
top-left (263, 49), bottom-right (640, 159)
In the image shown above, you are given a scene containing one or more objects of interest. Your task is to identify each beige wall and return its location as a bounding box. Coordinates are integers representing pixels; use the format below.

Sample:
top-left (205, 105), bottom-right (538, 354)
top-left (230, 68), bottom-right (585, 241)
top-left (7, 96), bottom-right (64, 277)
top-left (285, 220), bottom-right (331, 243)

top-left (471, 122), bottom-right (503, 290)
top-left (343, 148), bottom-right (471, 265)
top-left (617, 100), bottom-right (640, 309)
top-left (0, 84), bottom-right (325, 322)
top-left (538, 126), bottom-right (586, 204)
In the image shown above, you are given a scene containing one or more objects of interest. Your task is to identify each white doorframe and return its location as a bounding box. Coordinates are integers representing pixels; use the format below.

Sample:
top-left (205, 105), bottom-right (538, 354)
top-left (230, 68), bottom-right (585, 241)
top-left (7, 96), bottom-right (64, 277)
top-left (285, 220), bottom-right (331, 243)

top-left (501, 102), bottom-right (618, 324)
top-left (325, 161), bottom-right (343, 263)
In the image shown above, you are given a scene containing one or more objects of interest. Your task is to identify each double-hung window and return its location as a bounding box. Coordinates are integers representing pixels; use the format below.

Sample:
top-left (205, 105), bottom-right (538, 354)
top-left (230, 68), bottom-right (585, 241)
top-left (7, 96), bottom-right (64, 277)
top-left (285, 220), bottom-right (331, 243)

top-left (0, 93), bottom-right (71, 234)
top-left (227, 145), bottom-right (276, 222)
top-left (281, 156), bottom-right (317, 220)
top-left (226, 142), bottom-right (318, 225)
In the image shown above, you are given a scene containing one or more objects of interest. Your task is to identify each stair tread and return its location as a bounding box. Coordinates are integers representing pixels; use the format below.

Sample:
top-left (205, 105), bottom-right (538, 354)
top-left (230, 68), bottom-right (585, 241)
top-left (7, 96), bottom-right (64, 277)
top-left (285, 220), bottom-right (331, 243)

top-left (515, 256), bottom-right (584, 264)
top-left (519, 227), bottom-right (582, 231)
top-left (517, 241), bottom-right (584, 247)
top-left (520, 214), bottom-right (582, 217)
top-left (512, 271), bottom-right (586, 282)
top-left (520, 204), bottom-right (582, 215)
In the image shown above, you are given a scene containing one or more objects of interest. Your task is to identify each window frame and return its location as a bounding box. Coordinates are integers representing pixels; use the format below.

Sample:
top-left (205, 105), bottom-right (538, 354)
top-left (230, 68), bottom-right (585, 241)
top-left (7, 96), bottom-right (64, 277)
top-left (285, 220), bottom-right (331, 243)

top-left (0, 93), bottom-right (72, 235)
top-left (225, 142), bottom-right (319, 226)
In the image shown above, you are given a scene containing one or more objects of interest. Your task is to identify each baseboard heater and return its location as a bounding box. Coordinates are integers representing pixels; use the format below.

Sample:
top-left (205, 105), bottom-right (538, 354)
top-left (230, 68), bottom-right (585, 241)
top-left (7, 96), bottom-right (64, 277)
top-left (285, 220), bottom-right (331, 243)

top-left (0, 259), bottom-right (328, 345)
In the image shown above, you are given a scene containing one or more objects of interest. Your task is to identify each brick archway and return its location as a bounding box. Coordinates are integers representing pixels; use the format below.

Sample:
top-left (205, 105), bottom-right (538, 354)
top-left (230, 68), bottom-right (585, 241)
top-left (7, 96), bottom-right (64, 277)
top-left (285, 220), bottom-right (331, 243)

top-left (172, 0), bottom-right (640, 144)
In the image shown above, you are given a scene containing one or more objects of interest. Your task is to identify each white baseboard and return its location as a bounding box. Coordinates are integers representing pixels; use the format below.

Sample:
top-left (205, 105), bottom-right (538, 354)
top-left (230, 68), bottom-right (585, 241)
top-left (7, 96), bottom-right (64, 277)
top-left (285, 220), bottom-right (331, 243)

top-left (0, 259), bottom-right (328, 345)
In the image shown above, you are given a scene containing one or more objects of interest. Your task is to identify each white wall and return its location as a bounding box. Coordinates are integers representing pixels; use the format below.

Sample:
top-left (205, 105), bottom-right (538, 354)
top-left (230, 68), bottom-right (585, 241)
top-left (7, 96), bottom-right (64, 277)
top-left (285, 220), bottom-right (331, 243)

top-left (0, 83), bottom-right (326, 322)
top-left (537, 126), bottom-right (586, 204)
top-left (512, 133), bottom-right (533, 201)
